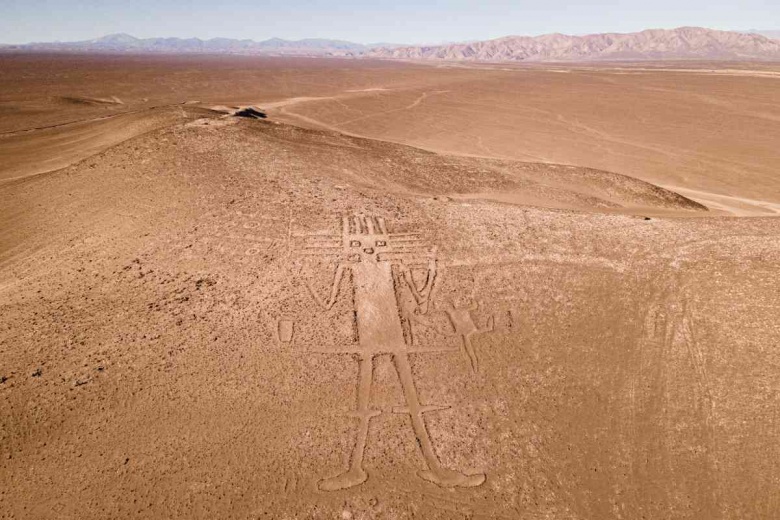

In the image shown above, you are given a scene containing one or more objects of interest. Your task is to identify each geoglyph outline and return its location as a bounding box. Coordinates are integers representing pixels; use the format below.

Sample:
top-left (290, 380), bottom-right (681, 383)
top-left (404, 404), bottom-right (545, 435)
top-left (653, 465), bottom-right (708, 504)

top-left (298, 215), bottom-right (487, 491)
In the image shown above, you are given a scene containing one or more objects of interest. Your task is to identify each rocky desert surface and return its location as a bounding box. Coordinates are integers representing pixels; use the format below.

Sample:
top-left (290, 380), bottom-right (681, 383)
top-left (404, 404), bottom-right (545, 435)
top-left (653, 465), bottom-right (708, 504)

top-left (1, 54), bottom-right (778, 519)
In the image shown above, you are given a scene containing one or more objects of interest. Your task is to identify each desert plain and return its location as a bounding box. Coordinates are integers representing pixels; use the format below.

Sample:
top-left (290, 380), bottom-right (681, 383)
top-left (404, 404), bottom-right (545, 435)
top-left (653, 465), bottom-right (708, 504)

top-left (1, 54), bottom-right (779, 519)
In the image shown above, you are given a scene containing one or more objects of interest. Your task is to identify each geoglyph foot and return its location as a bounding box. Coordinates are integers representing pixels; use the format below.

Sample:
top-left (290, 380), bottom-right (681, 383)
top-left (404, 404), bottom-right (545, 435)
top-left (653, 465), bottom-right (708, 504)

top-left (418, 468), bottom-right (486, 488)
top-left (317, 467), bottom-right (369, 491)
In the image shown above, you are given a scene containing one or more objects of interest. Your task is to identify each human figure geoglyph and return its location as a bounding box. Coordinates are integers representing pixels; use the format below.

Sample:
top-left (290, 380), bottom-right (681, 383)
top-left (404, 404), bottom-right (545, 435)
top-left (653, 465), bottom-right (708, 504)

top-left (299, 215), bottom-right (486, 491)
top-left (443, 300), bottom-right (495, 373)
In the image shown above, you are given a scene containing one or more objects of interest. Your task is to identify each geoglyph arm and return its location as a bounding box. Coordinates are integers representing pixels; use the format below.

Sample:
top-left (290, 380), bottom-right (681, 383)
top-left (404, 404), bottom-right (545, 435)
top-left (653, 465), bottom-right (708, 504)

top-left (306, 263), bottom-right (346, 310)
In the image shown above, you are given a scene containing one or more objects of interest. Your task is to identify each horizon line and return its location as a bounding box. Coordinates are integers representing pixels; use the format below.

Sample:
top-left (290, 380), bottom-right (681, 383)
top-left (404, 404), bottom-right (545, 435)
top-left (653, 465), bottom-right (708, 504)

top-left (2, 25), bottom-right (777, 47)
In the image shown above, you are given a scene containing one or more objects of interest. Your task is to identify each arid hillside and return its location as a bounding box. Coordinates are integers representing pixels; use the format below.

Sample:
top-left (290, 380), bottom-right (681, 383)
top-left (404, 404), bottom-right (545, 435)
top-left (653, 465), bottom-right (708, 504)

top-left (1, 55), bottom-right (779, 519)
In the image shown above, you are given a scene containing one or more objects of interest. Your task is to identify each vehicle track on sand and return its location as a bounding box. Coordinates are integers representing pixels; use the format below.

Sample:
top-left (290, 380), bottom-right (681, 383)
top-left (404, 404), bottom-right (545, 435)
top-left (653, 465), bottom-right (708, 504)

top-left (331, 90), bottom-right (449, 128)
top-left (261, 89), bottom-right (448, 132)
top-left (665, 186), bottom-right (780, 216)
top-left (0, 106), bottom-right (189, 182)
top-left (0, 103), bottom-right (189, 137)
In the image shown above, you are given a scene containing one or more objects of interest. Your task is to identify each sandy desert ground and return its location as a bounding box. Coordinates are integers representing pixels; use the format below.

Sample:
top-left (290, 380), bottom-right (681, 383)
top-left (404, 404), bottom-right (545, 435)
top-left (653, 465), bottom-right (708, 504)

top-left (1, 54), bottom-right (779, 519)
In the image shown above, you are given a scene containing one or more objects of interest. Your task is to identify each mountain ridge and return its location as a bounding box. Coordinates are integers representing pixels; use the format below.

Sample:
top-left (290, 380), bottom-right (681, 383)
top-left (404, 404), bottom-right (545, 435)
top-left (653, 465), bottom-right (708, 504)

top-left (2, 33), bottom-right (380, 55)
top-left (2, 27), bottom-right (779, 60)
top-left (366, 27), bottom-right (780, 62)
top-left (750, 29), bottom-right (780, 39)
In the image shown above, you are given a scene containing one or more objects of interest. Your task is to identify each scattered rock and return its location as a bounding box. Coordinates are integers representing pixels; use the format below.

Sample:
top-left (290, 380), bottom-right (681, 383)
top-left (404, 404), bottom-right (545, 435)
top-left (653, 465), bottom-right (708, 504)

top-left (195, 278), bottom-right (216, 290)
top-left (31, 368), bottom-right (42, 378)
top-left (233, 107), bottom-right (267, 119)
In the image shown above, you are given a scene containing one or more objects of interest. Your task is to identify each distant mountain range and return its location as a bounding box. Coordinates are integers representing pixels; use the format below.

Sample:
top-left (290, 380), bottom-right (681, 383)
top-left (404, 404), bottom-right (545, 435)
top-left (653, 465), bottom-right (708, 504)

top-left (0, 33), bottom-right (397, 56)
top-left (2, 27), bottom-right (779, 61)
top-left (366, 27), bottom-right (780, 62)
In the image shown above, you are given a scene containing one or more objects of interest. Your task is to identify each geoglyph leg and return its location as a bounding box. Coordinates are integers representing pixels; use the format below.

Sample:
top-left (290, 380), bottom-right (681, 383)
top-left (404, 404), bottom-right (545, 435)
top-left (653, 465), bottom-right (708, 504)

top-left (318, 354), bottom-right (380, 491)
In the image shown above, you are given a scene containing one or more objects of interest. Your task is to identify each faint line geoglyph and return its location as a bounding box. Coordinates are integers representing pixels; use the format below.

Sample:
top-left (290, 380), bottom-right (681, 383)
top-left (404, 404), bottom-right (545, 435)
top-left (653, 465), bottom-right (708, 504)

top-left (443, 301), bottom-right (495, 373)
top-left (298, 215), bottom-right (487, 491)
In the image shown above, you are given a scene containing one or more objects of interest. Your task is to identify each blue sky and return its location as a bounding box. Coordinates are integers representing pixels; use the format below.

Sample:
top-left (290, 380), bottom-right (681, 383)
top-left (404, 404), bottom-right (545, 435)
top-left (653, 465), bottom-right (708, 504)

top-left (1, 0), bottom-right (777, 44)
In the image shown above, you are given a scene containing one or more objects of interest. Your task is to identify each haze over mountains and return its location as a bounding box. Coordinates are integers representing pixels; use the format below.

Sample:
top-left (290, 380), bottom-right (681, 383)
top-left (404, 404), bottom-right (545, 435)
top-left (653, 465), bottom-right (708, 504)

top-left (1, 33), bottom-right (389, 56)
top-left (754, 29), bottom-right (780, 39)
top-left (368, 27), bottom-right (780, 62)
top-left (3, 27), bottom-right (780, 61)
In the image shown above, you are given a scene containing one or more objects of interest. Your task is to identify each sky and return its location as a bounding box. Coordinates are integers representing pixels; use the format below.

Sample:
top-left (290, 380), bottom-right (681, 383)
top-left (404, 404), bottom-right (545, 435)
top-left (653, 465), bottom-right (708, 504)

top-left (0, 0), bottom-right (778, 45)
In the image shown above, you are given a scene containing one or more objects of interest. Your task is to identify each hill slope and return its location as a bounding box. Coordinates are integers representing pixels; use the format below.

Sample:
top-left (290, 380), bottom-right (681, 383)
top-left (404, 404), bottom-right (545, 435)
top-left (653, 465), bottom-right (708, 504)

top-left (2, 110), bottom-right (779, 519)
